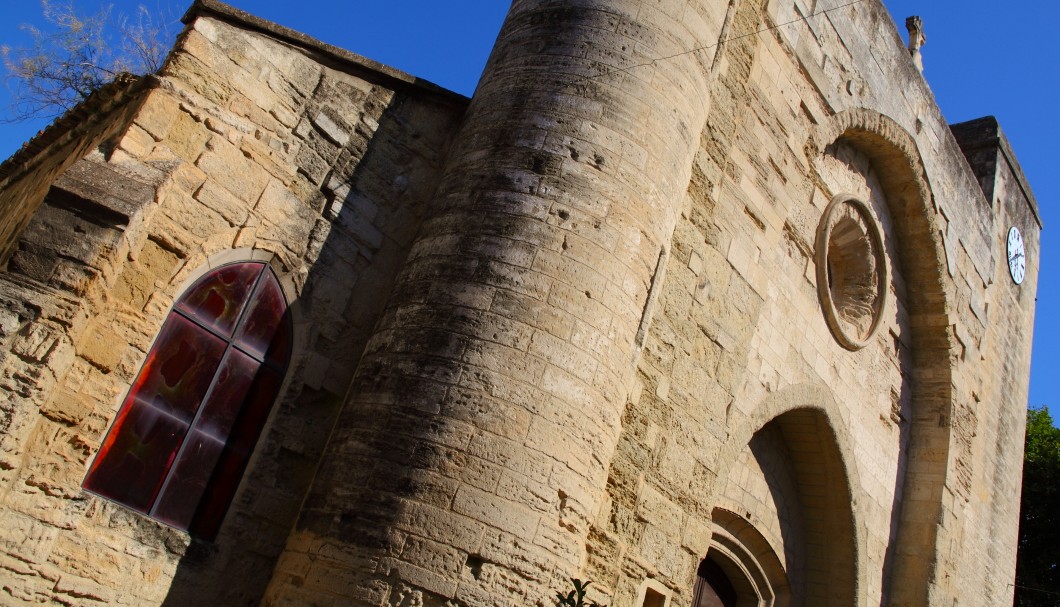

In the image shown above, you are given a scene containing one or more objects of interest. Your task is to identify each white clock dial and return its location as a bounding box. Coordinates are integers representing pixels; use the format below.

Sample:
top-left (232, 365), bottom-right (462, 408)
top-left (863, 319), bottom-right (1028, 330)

top-left (1007, 226), bottom-right (1026, 285)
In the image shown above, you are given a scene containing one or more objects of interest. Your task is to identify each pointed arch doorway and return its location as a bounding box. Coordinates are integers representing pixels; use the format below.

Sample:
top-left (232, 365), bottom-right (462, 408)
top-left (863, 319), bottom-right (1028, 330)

top-left (691, 555), bottom-right (739, 607)
top-left (698, 406), bottom-right (858, 607)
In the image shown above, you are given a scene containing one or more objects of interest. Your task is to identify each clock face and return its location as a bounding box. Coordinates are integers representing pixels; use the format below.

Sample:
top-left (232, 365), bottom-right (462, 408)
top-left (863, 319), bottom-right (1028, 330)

top-left (1007, 226), bottom-right (1026, 285)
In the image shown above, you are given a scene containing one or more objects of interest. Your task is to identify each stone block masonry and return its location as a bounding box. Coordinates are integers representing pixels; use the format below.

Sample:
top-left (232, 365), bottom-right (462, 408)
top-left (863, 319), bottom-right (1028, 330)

top-left (0, 1), bottom-right (466, 603)
top-left (0, 0), bottom-right (1040, 606)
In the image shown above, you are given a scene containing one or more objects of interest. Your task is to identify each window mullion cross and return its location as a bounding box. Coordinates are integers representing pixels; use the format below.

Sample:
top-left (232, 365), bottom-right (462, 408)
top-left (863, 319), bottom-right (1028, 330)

top-left (148, 264), bottom-right (268, 519)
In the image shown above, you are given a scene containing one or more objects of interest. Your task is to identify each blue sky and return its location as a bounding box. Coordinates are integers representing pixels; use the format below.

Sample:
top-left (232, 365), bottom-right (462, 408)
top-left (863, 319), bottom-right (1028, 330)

top-left (0, 1), bottom-right (1056, 410)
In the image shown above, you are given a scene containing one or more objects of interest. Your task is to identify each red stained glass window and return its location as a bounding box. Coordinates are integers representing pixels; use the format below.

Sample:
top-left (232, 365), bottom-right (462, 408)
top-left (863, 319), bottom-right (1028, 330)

top-left (84, 262), bottom-right (291, 540)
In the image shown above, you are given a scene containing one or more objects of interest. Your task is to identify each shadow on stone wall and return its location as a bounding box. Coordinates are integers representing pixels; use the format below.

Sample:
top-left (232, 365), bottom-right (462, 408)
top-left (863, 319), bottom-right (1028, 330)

top-left (158, 80), bottom-right (464, 606)
top-left (880, 330), bottom-right (914, 607)
top-left (753, 408), bottom-right (858, 606)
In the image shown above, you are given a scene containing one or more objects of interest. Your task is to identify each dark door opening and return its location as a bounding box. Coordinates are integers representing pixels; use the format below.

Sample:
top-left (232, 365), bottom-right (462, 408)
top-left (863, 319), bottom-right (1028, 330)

top-left (692, 556), bottom-right (738, 607)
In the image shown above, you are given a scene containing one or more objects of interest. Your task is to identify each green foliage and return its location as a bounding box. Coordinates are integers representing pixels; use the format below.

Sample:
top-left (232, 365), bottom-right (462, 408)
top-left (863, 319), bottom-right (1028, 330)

top-left (1, 0), bottom-right (174, 122)
top-left (555, 579), bottom-right (607, 607)
top-left (1015, 406), bottom-right (1060, 606)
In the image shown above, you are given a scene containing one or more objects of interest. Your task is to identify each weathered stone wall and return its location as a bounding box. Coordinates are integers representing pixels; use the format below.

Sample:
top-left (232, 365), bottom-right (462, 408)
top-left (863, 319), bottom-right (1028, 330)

top-left (583, 1), bottom-right (1041, 606)
top-left (0, 75), bottom-right (151, 267)
top-left (948, 116), bottom-right (1040, 607)
top-left (262, 0), bottom-right (734, 605)
top-left (261, 0), bottom-right (1036, 606)
top-left (0, 2), bottom-right (465, 604)
top-left (0, 0), bottom-right (1039, 606)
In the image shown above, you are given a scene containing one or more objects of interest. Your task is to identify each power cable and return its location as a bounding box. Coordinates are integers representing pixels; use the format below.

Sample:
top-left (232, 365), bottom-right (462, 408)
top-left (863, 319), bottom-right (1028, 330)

top-left (566, 0), bottom-right (866, 86)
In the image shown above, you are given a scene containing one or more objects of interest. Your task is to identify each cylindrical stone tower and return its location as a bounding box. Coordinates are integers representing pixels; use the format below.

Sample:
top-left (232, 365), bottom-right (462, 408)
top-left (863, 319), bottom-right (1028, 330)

top-left (266, 1), bottom-right (729, 605)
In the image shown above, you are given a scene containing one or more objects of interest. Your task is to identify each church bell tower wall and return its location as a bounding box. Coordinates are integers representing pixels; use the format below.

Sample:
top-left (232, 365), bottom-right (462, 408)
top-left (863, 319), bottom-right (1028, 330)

top-left (266, 0), bottom-right (737, 605)
top-left (0, 1), bottom-right (1040, 606)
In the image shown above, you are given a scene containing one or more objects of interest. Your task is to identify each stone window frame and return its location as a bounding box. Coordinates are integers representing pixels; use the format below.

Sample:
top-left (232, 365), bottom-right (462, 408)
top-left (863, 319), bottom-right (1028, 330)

top-left (82, 252), bottom-right (295, 540)
top-left (814, 193), bottom-right (889, 351)
top-left (635, 578), bottom-right (672, 607)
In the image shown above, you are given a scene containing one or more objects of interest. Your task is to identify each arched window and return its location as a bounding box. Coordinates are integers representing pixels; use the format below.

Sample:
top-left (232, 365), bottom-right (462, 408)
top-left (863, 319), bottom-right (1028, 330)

top-left (84, 261), bottom-right (292, 540)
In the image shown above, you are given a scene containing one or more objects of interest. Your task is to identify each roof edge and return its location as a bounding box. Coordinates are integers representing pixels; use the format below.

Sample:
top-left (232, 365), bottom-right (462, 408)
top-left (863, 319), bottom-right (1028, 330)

top-left (950, 116), bottom-right (1041, 229)
top-left (0, 73), bottom-right (154, 187)
top-left (183, 0), bottom-right (469, 107)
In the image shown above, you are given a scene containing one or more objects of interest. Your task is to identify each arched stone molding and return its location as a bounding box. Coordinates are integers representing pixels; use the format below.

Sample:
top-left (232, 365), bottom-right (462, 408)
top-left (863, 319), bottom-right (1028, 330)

top-left (806, 109), bottom-right (938, 220)
top-left (163, 245), bottom-right (308, 368)
top-left (714, 384), bottom-right (866, 607)
top-left (706, 508), bottom-right (792, 607)
top-left (715, 385), bottom-right (854, 490)
top-left (170, 246), bottom-right (300, 303)
top-left (815, 193), bottom-right (890, 351)
top-left (805, 108), bottom-right (957, 607)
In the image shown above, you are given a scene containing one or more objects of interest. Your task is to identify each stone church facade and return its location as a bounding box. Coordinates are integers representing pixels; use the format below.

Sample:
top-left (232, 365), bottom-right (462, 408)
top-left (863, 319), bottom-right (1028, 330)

top-left (0, 0), bottom-right (1040, 605)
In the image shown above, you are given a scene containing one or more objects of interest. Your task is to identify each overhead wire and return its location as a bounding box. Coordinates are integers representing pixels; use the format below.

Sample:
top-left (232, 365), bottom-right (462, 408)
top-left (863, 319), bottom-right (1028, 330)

top-left (1009, 582), bottom-right (1060, 598)
top-left (565, 0), bottom-right (867, 87)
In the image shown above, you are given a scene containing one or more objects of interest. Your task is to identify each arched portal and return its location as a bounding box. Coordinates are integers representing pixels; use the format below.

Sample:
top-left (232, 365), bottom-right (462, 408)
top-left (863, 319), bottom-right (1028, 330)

top-left (693, 508), bottom-right (791, 607)
top-left (807, 109), bottom-right (956, 606)
top-left (710, 406), bottom-right (856, 607)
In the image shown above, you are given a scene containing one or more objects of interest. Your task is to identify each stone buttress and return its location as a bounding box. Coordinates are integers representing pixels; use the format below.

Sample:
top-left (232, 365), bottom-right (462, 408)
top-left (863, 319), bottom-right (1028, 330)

top-left (263, 0), bottom-right (733, 605)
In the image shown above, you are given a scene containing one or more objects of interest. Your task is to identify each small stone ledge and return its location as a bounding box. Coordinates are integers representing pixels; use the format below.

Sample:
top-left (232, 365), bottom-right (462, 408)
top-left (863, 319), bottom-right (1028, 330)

top-left (0, 74), bottom-right (155, 186)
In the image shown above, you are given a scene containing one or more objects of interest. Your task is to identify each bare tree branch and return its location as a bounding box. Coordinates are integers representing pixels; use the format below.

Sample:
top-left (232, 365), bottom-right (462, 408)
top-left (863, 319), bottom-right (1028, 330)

top-left (1, 0), bottom-right (176, 123)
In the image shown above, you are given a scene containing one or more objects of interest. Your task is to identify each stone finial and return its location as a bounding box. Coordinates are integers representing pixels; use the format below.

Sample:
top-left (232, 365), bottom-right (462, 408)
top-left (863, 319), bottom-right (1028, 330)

top-left (906, 16), bottom-right (926, 72)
